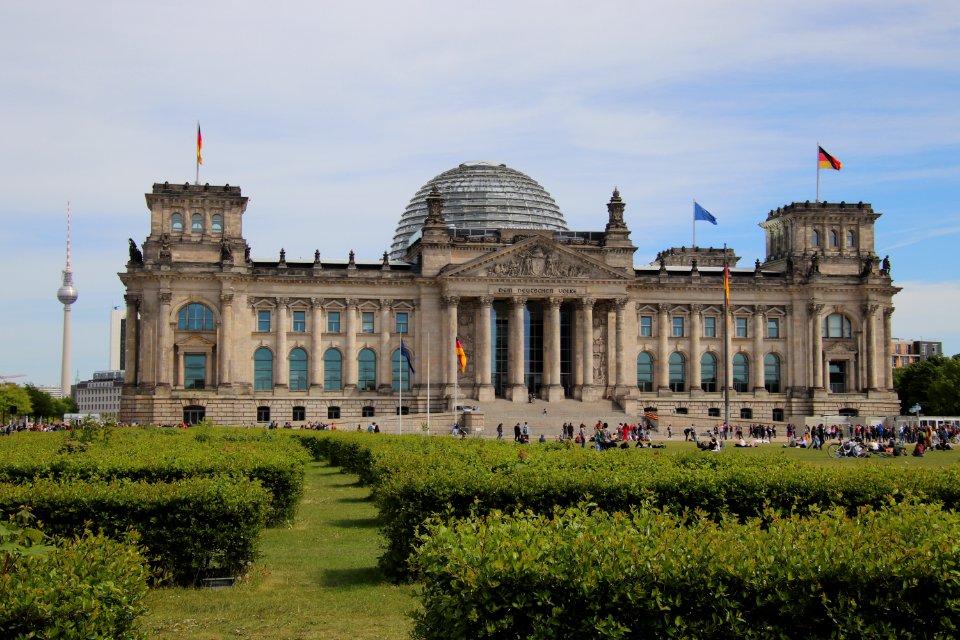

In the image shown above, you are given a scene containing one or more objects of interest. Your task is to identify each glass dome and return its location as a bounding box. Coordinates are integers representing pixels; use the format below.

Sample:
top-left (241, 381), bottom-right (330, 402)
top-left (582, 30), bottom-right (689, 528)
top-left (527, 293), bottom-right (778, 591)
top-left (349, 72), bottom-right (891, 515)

top-left (389, 161), bottom-right (568, 260)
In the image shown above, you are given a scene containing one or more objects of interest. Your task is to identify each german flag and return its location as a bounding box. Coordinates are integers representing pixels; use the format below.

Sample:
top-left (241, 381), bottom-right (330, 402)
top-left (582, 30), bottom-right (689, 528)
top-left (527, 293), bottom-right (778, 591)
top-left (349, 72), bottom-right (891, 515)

top-left (723, 263), bottom-right (730, 306)
top-left (455, 337), bottom-right (467, 373)
top-left (818, 146), bottom-right (841, 171)
top-left (197, 124), bottom-right (203, 165)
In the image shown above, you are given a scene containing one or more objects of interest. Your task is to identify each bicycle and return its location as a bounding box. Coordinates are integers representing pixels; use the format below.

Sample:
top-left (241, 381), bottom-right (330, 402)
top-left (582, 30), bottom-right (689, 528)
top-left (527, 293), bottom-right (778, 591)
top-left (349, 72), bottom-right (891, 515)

top-left (827, 439), bottom-right (870, 458)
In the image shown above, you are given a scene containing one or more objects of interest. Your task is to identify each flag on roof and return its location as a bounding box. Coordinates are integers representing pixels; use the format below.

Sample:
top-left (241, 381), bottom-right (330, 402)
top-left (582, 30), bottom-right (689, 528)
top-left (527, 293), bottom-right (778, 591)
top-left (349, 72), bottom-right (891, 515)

top-left (694, 202), bottom-right (717, 225)
top-left (818, 146), bottom-right (841, 171)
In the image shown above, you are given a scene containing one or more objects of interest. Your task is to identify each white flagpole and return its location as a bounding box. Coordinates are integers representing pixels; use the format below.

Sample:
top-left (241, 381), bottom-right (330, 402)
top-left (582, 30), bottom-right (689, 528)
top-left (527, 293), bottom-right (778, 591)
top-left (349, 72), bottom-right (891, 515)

top-left (454, 338), bottom-right (459, 436)
top-left (426, 333), bottom-right (431, 435)
top-left (693, 200), bottom-right (696, 248)
top-left (399, 347), bottom-right (403, 436)
top-left (816, 142), bottom-right (820, 203)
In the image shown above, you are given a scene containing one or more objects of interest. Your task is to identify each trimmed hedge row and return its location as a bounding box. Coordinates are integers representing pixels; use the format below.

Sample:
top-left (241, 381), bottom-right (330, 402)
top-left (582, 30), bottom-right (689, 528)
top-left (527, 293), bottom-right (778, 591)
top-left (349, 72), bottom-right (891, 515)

top-left (297, 433), bottom-right (960, 579)
top-left (0, 476), bottom-right (271, 585)
top-left (0, 427), bottom-right (307, 524)
top-left (413, 502), bottom-right (960, 639)
top-left (1, 526), bottom-right (152, 639)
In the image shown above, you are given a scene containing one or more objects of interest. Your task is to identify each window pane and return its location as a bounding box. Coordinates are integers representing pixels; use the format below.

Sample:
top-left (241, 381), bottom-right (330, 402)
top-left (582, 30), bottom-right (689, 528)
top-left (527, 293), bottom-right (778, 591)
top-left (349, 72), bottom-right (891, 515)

top-left (392, 349), bottom-right (411, 392)
top-left (668, 352), bottom-right (685, 392)
top-left (191, 213), bottom-right (203, 233)
top-left (767, 318), bottom-right (779, 339)
top-left (736, 317), bottom-right (747, 338)
top-left (179, 303), bottom-right (214, 331)
top-left (211, 214), bottom-right (223, 233)
top-left (701, 353), bottom-right (717, 392)
top-left (703, 317), bottom-right (716, 338)
top-left (257, 406), bottom-right (270, 422)
top-left (327, 311), bottom-right (341, 333)
top-left (672, 317), bottom-right (684, 337)
top-left (171, 213), bottom-right (183, 232)
top-left (258, 310), bottom-right (271, 332)
top-left (324, 350), bottom-right (342, 390)
top-left (292, 406), bottom-right (305, 421)
top-left (764, 353), bottom-right (781, 393)
top-left (640, 316), bottom-right (652, 337)
top-left (733, 353), bottom-right (749, 392)
top-left (636, 352), bottom-right (652, 392)
top-left (289, 348), bottom-right (308, 391)
top-left (362, 312), bottom-right (375, 333)
top-left (254, 348), bottom-right (273, 391)
top-left (395, 312), bottom-right (408, 334)
top-left (358, 348), bottom-right (377, 391)
top-left (184, 354), bottom-right (206, 389)
top-left (293, 310), bottom-right (306, 332)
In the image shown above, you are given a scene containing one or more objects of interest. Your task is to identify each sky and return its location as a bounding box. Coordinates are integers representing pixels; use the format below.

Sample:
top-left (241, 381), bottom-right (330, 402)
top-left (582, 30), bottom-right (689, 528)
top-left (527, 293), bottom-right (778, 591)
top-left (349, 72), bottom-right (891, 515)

top-left (1, 1), bottom-right (959, 387)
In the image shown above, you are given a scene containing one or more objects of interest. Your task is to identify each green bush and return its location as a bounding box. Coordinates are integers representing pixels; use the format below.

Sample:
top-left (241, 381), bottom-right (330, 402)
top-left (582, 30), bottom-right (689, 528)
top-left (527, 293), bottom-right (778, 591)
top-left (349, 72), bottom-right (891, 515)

top-left (0, 476), bottom-right (271, 585)
top-left (413, 502), bottom-right (960, 639)
top-left (0, 511), bottom-right (152, 639)
top-left (0, 427), bottom-right (306, 524)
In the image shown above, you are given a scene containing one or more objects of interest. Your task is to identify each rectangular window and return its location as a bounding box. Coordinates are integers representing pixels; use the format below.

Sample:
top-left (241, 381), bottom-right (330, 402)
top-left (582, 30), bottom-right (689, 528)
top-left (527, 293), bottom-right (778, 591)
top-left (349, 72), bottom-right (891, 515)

top-left (293, 310), bottom-right (306, 332)
top-left (395, 312), bottom-right (409, 334)
top-left (767, 318), bottom-right (780, 339)
top-left (639, 315), bottom-right (652, 337)
top-left (257, 310), bottom-right (271, 332)
top-left (327, 311), bottom-right (341, 333)
top-left (703, 317), bottom-right (716, 338)
top-left (735, 317), bottom-right (748, 338)
top-left (672, 317), bottom-right (684, 338)
top-left (361, 311), bottom-right (375, 333)
top-left (256, 406), bottom-right (270, 423)
top-left (183, 354), bottom-right (206, 389)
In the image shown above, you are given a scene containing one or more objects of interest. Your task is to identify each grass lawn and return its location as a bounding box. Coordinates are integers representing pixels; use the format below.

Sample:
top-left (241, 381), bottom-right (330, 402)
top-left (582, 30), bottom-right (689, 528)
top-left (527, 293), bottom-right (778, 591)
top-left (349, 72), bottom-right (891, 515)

top-left (142, 462), bottom-right (417, 640)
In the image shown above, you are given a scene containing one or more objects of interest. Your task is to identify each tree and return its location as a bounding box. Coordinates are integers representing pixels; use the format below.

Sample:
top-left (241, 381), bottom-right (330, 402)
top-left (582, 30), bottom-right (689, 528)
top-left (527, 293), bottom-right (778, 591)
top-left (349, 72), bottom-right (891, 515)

top-left (0, 384), bottom-right (33, 424)
top-left (894, 354), bottom-right (960, 415)
top-left (24, 384), bottom-right (55, 420)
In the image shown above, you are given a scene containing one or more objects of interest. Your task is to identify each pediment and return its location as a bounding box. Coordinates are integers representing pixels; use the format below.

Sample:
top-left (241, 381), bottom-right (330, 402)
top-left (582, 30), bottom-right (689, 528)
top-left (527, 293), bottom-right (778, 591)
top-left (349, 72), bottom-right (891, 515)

top-left (175, 334), bottom-right (216, 348)
top-left (824, 340), bottom-right (857, 354)
top-left (442, 236), bottom-right (629, 281)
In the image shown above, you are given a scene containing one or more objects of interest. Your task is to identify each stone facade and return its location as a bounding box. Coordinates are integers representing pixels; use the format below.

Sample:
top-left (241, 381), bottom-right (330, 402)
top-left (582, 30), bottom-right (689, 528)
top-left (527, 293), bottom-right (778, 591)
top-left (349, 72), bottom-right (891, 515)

top-left (119, 180), bottom-right (900, 426)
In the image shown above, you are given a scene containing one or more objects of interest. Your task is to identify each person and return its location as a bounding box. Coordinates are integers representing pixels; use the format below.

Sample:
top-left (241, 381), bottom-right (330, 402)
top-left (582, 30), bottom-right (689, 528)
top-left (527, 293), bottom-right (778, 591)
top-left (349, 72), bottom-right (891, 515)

top-left (522, 422), bottom-right (529, 443)
top-left (514, 422), bottom-right (522, 443)
top-left (496, 423), bottom-right (504, 440)
top-left (667, 426), bottom-right (672, 439)
top-left (538, 433), bottom-right (546, 443)
top-left (579, 424), bottom-right (586, 448)
top-left (735, 437), bottom-right (753, 448)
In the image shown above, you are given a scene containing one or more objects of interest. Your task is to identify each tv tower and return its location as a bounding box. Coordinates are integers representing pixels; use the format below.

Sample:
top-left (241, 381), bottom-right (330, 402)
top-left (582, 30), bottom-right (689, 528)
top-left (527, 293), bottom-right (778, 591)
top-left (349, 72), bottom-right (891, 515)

top-left (57, 202), bottom-right (78, 398)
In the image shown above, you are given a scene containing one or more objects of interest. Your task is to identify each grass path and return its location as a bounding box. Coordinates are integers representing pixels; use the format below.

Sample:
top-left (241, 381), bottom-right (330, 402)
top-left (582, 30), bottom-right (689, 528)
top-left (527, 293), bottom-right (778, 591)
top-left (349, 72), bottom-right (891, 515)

top-left (142, 462), bottom-right (417, 639)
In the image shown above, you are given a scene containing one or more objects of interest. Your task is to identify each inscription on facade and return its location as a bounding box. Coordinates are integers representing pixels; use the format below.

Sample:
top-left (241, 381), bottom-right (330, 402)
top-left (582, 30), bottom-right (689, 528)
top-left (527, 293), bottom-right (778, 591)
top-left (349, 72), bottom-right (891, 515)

top-left (497, 287), bottom-right (586, 295)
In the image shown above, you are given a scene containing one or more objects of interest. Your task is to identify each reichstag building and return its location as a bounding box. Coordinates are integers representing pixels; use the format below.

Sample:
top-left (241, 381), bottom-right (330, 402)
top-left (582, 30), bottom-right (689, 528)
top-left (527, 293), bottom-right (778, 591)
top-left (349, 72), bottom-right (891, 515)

top-left (119, 161), bottom-right (900, 425)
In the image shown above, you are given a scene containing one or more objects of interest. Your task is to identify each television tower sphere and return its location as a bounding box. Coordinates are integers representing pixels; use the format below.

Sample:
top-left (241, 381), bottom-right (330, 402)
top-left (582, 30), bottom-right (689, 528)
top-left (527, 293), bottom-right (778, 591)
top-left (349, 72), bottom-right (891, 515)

top-left (57, 271), bottom-right (78, 305)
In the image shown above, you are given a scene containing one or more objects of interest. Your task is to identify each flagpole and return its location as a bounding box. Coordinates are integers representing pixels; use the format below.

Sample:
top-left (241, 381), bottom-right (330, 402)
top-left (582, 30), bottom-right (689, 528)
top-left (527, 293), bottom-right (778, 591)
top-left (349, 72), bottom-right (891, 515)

top-left (399, 347), bottom-right (403, 436)
top-left (815, 142), bottom-right (820, 203)
top-left (426, 333), bottom-right (431, 435)
top-left (723, 243), bottom-right (731, 433)
top-left (454, 337), bottom-right (459, 436)
top-left (692, 200), bottom-right (696, 248)
top-left (195, 121), bottom-right (200, 186)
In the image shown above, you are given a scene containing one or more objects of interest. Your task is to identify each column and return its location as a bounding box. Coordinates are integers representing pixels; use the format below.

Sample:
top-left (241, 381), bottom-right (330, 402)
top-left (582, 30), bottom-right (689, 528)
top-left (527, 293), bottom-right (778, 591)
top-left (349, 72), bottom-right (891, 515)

top-left (477, 297), bottom-right (494, 400)
top-left (509, 296), bottom-right (527, 402)
top-left (657, 303), bottom-right (670, 391)
top-left (276, 298), bottom-right (289, 387)
top-left (809, 303), bottom-right (824, 390)
top-left (310, 298), bottom-right (324, 389)
top-left (158, 292), bottom-right (172, 386)
top-left (753, 305), bottom-right (765, 392)
top-left (545, 297), bottom-right (564, 401)
top-left (379, 299), bottom-right (393, 391)
top-left (124, 294), bottom-right (140, 385)
top-left (690, 304), bottom-right (702, 392)
top-left (883, 307), bottom-right (895, 390)
top-left (441, 295), bottom-right (459, 393)
top-left (344, 299), bottom-right (358, 390)
top-left (865, 303), bottom-right (879, 390)
top-left (218, 292), bottom-right (233, 387)
top-left (580, 298), bottom-right (594, 395)
top-left (613, 298), bottom-right (627, 391)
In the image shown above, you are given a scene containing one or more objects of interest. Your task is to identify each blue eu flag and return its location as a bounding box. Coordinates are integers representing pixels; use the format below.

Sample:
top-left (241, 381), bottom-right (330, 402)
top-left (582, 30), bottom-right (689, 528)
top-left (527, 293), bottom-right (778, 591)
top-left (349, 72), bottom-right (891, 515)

top-left (694, 202), bottom-right (717, 225)
top-left (400, 339), bottom-right (415, 374)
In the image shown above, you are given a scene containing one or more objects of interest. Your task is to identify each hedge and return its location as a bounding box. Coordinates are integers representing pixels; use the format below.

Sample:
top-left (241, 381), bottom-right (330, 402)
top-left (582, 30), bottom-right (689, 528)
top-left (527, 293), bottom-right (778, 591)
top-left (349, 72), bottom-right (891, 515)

top-left (1, 516), bottom-right (152, 639)
top-left (413, 502), bottom-right (960, 639)
top-left (0, 476), bottom-right (271, 585)
top-left (0, 427), bottom-right (307, 524)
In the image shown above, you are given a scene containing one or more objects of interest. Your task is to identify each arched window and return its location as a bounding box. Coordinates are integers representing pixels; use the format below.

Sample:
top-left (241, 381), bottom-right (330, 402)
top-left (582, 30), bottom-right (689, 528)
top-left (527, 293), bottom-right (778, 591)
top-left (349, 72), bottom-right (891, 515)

top-left (177, 303), bottom-right (215, 331)
top-left (812, 229), bottom-right (820, 247)
top-left (701, 353), bottom-right (718, 392)
top-left (636, 352), bottom-right (653, 392)
top-left (211, 214), bottom-right (223, 234)
top-left (764, 353), bottom-right (781, 393)
top-left (254, 347), bottom-right (273, 391)
top-left (668, 352), bottom-right (685, 392)
top-left (191, 213), bottom-right (203, 233)
top-left (171, 212), bottom-right (183, 232)
top-left (289, 348), bottom-right (308, 391)
top-left (358, 348), bottom-right (377, 391)
top-left (392, 349), bottom-right (412, 392)
top-left (323, 349), bottom-right (342, 391)
top-left (829, 230), bottom-right (838, 248)
top-left (733, 353), bottom-right (749, 392)
top-left (846, 230), bottom-right (855, 248)
top-left (822, 313), bottom-right (852, 338)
